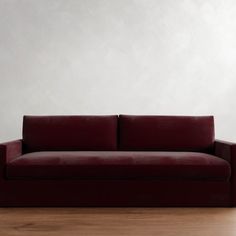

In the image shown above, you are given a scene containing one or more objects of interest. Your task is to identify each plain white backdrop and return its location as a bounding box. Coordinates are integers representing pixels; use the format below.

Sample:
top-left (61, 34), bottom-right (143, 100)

top-left (0, 0), bottom-right (236, 142)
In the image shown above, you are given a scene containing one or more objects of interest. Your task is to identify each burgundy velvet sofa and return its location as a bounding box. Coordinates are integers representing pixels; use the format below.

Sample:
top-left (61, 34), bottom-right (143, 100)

top-left (0, 115), bottom-right (235, 206)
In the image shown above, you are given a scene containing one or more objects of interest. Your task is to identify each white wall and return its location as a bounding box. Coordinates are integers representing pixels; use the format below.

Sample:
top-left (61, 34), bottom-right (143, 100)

top-left (0, 0), bottom-right (236, 142)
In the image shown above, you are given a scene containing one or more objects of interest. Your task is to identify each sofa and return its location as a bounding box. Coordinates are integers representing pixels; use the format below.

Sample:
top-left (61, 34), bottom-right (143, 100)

top-left (0, 115), bottom-right (235, 206)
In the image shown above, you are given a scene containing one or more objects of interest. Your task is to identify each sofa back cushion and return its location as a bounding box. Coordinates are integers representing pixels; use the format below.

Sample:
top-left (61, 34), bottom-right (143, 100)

top-left (23, 115), bottom-right (118, 152)
top-left (119, 115), bottom-right (214, 152)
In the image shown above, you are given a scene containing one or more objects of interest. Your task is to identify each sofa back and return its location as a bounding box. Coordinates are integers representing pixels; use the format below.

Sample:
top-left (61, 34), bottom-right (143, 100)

top-left (119, 115), bottom-right (214, 152)
top-left (23, 115), bottom-right (215, 153)
top-left (23, 115), bottom-right (118, 152)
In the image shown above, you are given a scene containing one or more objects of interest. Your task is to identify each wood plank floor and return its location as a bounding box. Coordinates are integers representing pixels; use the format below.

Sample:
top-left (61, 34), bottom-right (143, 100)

top-left (0, 208), bottom-right (236, 236)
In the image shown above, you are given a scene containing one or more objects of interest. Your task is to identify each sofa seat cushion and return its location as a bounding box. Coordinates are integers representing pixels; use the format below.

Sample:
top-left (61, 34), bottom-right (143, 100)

top-left (6, 151), bottom-right (231, 180)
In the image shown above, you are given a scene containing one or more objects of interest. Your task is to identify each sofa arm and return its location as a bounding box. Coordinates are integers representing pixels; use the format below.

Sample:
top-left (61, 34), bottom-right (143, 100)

top-left (0, 140), bottom-right (22, 178)
top-left (214, 140), bottom-right (236, 163)
top-left (214, 140), bottom-right (236, 205)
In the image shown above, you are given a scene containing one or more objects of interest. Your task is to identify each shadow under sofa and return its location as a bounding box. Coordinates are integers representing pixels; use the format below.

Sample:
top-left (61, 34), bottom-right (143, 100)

top-left (0, 115), bottom-right (235, 207)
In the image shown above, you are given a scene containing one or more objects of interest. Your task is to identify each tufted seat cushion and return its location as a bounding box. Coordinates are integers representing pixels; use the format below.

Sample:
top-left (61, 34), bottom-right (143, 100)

top-left (6, 151), bottom-right (231, 180)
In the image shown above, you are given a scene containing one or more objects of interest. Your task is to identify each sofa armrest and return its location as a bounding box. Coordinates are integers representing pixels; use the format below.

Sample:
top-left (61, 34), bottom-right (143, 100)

top-left (0, 140), bottom-right (22, 178)
top-left (214, 140), bottom-right (236, 163)
top-left (214, 140), bottom-right (236, 205)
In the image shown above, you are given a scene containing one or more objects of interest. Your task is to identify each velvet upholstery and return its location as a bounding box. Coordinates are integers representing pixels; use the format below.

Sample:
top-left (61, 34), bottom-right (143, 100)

top-left (0, 115), bottom-right (235, 206)
top-left (0, 180), bottom-right (230, 207)
top-left (7, 151), bottom-right (230, 180)
top-left (23, 115), bottom-right (118, 152)
top-left (214, 140), bottom-right (236, 205)
top-left (119, 115), bottom-right (214, 152)
top-left (0, 140), bottom-right (22, 180)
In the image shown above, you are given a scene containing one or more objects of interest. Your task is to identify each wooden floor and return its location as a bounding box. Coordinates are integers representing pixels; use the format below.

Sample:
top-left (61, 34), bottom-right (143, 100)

top-left (0, 208), bottom-right (235, 236)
